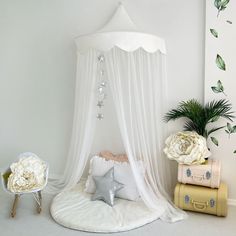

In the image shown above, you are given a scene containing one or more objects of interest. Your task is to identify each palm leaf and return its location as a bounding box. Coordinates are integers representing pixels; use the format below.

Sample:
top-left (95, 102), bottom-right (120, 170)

top-left (204, 99), bottom-right (234, 122)
top-left (164, 98), bottom-right (235, 138)
top-left (206, 125), bottom-right (226, 137)
top-left (183, 120), bottom-right (204, 135)
top-left (164, 99), bottom-right (203, 122)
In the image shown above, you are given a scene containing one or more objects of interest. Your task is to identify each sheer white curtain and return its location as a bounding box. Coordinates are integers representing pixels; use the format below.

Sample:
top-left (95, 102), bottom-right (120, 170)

top-left (105, 47), bottom-right (187, 222)
top-left (47, 49), bottom-right (98, 193)
top-left (48, 47), bottom-right (186, 222)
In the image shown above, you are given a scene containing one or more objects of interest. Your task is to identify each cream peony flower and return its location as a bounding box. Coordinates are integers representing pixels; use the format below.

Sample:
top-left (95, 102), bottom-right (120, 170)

top-left (163, 131), bottom-right (211, 165)
top-left (7, 156), bottom-right (47, 193)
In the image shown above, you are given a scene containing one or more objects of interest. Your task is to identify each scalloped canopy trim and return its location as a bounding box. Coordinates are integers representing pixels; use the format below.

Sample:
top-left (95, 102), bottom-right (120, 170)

top-left (75, 32), bottom-right (166, 54)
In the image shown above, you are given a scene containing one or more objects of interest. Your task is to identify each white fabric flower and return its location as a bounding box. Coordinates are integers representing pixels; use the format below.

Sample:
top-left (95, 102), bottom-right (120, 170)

top-left (163, 131), bottom-right (211, 165)
top-left (7, 156), bottom-right (46, 193)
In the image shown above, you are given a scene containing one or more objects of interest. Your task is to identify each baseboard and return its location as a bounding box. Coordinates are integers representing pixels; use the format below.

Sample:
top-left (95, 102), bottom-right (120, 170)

top-left (228, 198), bottom-right (236, 206)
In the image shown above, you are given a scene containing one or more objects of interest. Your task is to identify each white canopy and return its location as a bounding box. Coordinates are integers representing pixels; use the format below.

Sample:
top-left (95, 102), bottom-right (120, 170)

top-left (49, 3), bottom-right (186, 226)
top-left (75, 3), bottom-right (166, 54)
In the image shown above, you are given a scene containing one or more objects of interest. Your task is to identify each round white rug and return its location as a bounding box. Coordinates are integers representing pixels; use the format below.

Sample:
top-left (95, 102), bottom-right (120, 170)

top-left (50, 181), bottom-right (161, 233)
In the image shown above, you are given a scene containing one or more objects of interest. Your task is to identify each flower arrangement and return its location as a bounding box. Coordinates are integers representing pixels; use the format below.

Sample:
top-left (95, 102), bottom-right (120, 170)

top-left (163, 131), bottom-right (211, 165)
top-left (7, 155), bottom-right (47, 193)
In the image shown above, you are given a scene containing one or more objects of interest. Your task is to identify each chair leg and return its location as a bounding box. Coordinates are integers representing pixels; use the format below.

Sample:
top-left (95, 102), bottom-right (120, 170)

top-left (11, 194), bottom-right (19, 218)
top-left (37, 191), bottom-right (42, 214)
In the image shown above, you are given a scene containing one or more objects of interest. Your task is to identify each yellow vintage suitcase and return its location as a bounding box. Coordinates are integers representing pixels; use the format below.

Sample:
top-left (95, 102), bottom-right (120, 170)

top-left (174, 182), bottom-right (228, 216)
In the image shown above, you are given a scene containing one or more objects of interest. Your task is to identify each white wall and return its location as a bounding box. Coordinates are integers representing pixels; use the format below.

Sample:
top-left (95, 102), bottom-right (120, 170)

top-left (205, 0), bottom-right (236, 200)
top-left (0, 0), bottom-right (205, 182)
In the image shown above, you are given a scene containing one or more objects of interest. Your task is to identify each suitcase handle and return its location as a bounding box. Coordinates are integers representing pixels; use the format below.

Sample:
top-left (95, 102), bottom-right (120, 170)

top-left (192, 174), bottom-right (204, 182)
top-left (191, 200), bottom-right (208, 211)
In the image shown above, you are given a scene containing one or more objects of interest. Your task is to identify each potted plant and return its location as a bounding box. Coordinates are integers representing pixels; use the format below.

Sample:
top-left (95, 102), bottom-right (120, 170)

top-left (164, 99), bottom-right (234, 140)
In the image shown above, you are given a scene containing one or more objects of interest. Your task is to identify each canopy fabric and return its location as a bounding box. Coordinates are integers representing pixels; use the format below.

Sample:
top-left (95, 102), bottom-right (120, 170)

top-left (48, 49), bottom-right (98, 192)
top-left (75, 4), bottom-right (166, 54)
top-left (48, 47), bottom-right (186, 222)
top-left (106, 47), bottom-right (186, 222)
top-left (48, 4), bottom-right (186, 224)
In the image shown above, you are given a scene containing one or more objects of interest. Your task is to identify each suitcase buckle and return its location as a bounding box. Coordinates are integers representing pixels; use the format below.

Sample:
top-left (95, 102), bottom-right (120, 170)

top-left (206, 171), bottom-right (211, 180)
top-left (210, 198), bottom-right (215, 207)
top-left (184, 195), bottom-right (190, 204)
top-left (186, 168), bottom-right (191, 177)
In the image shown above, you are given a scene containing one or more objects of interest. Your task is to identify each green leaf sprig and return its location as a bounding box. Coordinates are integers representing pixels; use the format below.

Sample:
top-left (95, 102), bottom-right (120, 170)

top-left (211, 80), bottom-right (226, 96)
top-left (214, 0), bottom-right (230, 17)
top-left (225, 122), bottom-right (236, 138)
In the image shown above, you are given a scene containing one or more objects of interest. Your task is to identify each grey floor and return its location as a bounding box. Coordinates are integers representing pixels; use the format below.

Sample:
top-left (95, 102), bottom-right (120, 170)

top-left (0, 188), bottom-right (236, 236)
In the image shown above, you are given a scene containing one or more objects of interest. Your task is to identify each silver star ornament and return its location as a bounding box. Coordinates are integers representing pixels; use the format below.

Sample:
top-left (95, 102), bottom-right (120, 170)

top-left (96, 113), bottom-right (104, 120)
top-left (97, 101), bottom-right (104, 108)
top-left (98, 55), bottom-right (105, 62)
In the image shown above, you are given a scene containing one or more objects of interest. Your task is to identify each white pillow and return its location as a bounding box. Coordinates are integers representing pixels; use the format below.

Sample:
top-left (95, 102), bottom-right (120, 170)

top-left (85, 156), bottom-right (145, 201)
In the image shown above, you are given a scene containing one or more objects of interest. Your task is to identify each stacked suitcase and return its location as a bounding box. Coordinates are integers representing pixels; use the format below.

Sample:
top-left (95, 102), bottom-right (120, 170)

top-left (174, 159), bottom-right (228, 216)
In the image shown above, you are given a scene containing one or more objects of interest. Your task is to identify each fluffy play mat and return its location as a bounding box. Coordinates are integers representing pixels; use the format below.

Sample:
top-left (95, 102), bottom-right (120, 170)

top-left (50, 181), bottom-right (161, 233)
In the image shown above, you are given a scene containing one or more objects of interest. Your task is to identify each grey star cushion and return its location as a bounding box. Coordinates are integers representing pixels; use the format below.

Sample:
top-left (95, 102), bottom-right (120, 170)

top-left (91, 167), bottom-right (124, 206)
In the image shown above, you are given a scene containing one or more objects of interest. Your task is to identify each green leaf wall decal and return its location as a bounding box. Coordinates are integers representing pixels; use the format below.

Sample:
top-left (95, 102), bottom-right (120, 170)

top-left (211, 80), bottom-right (226, 95)
top-left (212, 0), bottom-right (234, 158)
top-left (211, 87), bottom-right (219, 93)
top-left (210, 29), bottom-right (218, 38)
top-left (216, 54), bottom-right (226, 71)
top-left (227, 122), bottom-right (232, 131)
top-left (217, 80), bottom-right (224, 89)
top-left (214, 0), bottom-right (230, 17)
top-left (211, 136), bottom-right (219, 146)
top-left (225, 122), bottom-right (236, 137)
